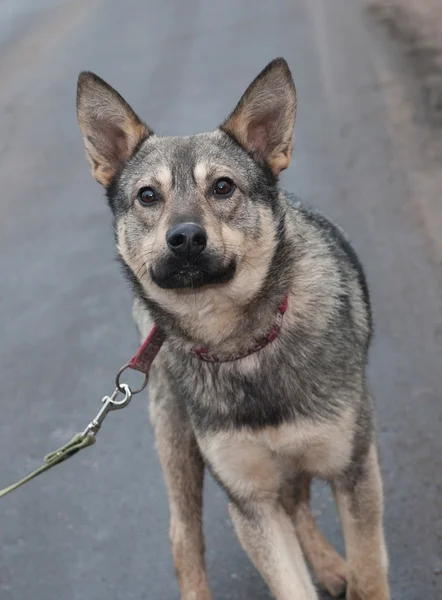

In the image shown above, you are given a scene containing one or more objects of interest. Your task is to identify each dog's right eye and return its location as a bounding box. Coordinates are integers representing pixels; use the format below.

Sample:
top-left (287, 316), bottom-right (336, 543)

top-left (213, 178), bottom-right (235, 198)
top-left (138, 186), bottom-right (158, 206)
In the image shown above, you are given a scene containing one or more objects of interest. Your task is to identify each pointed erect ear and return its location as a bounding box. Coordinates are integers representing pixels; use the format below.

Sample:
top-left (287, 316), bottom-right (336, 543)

top-left (76, 72), bottom-right (151, 187)
top-left (221, 58), bottom-right (297, 176)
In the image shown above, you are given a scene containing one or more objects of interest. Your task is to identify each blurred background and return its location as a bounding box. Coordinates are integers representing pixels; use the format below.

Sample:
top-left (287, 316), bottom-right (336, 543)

top-left (0, 0), bottom-right (441, 598)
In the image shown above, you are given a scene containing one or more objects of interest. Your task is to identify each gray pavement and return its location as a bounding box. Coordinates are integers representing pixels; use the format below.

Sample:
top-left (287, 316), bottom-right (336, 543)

top-left (0, 0), bottom-right (441, 598)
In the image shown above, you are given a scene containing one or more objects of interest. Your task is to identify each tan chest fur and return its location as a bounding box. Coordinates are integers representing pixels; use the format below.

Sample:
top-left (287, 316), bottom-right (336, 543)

top-left (198, 409), bottom-right (355, 501)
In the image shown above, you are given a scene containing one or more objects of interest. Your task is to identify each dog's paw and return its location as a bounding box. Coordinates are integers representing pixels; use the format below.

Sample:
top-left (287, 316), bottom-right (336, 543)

top-left (322, 574), bottom-right (346, 598)
top-left (181, 588), bottom-right (213, 600)
top-left (318, 557), bottom-right (347, 598)
top-left (345, 583), bottom-right (390, 600)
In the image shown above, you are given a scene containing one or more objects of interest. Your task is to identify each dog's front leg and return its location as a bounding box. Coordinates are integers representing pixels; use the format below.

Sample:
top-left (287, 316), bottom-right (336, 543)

top-left (229, 499), bottom-right (318, 600)
top-left (150, 379), bottom-right (212, 600)
top-left (199, 432), bottom-right (318, 599)
top-left (333, 442), bottom-right (390, 600)
top-left (286, 475), bottom-right (347, 598)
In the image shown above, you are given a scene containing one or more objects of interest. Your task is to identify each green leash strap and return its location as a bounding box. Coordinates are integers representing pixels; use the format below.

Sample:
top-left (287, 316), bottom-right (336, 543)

top-left (0, 433), bottom-right (96, 499)
top-left (0, 325), bottom-right (162, 500)
top-left (0, 378), bottom-right (145, 498)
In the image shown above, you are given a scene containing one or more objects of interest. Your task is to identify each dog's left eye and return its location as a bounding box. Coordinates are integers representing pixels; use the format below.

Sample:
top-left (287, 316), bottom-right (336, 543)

top-left (213, 178), bottom-right (235, 198)
top-left (138, 186), bottom-right (158, 206)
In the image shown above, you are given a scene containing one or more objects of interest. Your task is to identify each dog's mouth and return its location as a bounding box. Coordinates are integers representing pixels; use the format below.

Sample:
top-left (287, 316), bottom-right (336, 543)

top-left (150, 257), bottom-right (236, 290)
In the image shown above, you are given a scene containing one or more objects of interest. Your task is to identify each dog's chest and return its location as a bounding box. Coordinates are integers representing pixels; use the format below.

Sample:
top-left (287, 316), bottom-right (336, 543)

top-left (198, 413), bottom-right (354, 497)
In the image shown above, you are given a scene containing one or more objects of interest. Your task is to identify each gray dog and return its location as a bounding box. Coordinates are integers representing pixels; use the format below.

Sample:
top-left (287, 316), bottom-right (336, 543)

top-left (77, 58), bottom-right (390, 600)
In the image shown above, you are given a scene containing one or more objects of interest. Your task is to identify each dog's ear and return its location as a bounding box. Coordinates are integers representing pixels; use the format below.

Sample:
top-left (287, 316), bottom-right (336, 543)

top-left (221, 58), bottom-right (297, 176)
top-left (76, 72), bottom-right (151, 187)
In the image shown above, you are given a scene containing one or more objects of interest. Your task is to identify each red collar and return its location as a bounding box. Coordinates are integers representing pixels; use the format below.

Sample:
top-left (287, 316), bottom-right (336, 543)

top-left (125, 295), bottom-right (288, 375)
top-left (191, 295), bottom-right (288, 362)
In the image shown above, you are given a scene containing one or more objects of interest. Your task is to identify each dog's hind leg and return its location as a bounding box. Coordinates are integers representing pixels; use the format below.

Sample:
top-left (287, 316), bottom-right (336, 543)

top-left (286, 476), bottom-right (347, 598)
top-left (333, 442), bottom-right (390, 600)
top-left (229, 499), bottom-right (318, 600)
top-left (150, 380), bottom-right (212, 600)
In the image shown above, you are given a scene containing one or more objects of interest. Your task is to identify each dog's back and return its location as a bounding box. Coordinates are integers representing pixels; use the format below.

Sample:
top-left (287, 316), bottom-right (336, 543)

top-left (288, 194), bottom-right (372, 338)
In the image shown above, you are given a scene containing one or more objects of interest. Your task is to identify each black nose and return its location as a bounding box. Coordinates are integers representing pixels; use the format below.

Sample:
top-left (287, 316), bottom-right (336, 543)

top-left (166, 223), bottom-right (207, 258)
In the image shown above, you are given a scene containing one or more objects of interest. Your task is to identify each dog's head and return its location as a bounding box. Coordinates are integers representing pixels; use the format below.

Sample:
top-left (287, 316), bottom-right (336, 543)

top-left (77, 59), bottom-right (296, 320)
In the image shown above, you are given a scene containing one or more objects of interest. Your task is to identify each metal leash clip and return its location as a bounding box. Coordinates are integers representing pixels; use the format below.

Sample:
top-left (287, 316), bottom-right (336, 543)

top-left (82, 364), bottom-right (148, 438)
top-left (82, 383), bottom-right (133, 438)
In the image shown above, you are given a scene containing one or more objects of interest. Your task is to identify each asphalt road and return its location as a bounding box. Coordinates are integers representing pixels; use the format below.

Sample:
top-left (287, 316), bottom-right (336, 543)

top-left (0, 1), bottom-right (441, 599)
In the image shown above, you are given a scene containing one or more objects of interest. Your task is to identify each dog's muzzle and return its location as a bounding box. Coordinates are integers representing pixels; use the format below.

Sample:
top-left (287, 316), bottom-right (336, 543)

top-left (150, 255), bottom-right (236, 289)
top-left (149, 221), bottom-right (236, 289)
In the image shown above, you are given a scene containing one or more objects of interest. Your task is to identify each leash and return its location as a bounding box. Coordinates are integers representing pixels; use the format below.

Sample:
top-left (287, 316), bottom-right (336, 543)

top-left (0, 326), bottom-right (166, 499)
top-left (0, 295), bottom-right (288, 499)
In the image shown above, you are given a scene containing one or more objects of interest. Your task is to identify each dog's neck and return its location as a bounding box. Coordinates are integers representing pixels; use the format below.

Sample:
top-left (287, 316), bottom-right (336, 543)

top-left (142, 287), bottom-right (288, 355)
